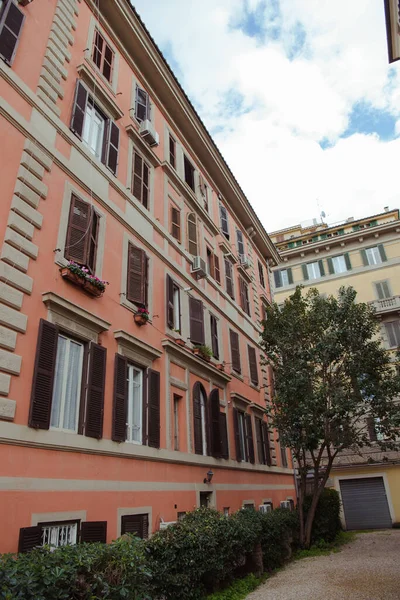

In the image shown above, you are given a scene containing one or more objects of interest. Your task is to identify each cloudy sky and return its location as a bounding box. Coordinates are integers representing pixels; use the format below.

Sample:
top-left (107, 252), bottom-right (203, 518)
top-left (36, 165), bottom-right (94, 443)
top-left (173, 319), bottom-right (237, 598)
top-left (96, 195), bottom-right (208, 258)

top-left (133, 0), bottom-right (400, 232)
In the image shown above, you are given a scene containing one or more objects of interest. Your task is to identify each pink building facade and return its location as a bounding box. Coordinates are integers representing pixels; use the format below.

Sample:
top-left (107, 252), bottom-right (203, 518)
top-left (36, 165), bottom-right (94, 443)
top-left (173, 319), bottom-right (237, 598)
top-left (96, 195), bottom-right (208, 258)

top-left (0, 0), bottom-right (294, 554)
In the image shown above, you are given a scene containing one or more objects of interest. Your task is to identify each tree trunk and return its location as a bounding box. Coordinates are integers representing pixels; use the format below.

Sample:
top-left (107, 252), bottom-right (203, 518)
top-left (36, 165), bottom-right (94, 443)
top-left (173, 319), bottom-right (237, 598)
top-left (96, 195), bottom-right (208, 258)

top-left (303, 459), bottom-right (334, 548)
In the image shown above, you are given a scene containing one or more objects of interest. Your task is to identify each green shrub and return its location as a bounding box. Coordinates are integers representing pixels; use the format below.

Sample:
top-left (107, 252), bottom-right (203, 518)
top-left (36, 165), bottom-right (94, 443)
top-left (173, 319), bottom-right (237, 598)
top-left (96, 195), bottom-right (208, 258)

top-left (304, 487), bottom-right (341, 544)
top-left (207, 573), bottom-right (264, 600)
top-left (259, 508), bottom-right (299, 570)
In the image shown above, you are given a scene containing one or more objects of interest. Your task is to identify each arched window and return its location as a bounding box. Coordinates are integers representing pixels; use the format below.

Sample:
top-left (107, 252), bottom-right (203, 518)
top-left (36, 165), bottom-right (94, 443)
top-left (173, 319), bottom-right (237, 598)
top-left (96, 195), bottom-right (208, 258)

top-left (193, 385), bottom-right (224, 458)
top-left (193, 382), bottom-right (208, 455)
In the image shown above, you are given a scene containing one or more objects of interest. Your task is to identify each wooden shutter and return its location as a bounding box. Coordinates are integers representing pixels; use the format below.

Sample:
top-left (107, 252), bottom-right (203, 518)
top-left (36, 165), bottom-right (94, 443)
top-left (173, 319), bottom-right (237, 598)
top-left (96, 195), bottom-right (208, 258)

top-left (220, 204), bottom-right (229, 238)
top-left (280, 445), bottom-right (288, 467)
top-left (0, 0), bottom-right (25, 65)
top-left (189, 297), bottom-right (205, 345)
top-left (135, 86), bottom-right (149, 122)
top-left (187, 212), bottom-right (198, 255)
top-left (166, 274), bottom-right (175, 329)
top-left (210, 315), bottom-right (219, 360)
top-left (193, 382), bottom-right (203, 455)
top-left (376, 281), bottom-right (390, 300)
top-left (103, 120), bottom-right (120, 175)
top-left (132, 152), bottom-right (143, 201)
top-left (18, 526), bottom-right (42, 553)
top-left (239, 276), bottom-right (246, 312)
top-left (171, 206), bottom-right (181, 241)
top-left (287, 268), bottom-right (293, 284)
top-left (225, 258), bottom-right (234, 299)
top-left (258, 261), bottom-right (265, 288)
top-left (273, 271), bottom-right (282, 288)
top-left (366, 417), bottom-right (377, 442)
top-left (378, 244), bottom-right (387, 262)
top-left (233, 408), bottom-right (242, 461)
top-left (70, 80), bottom-right (88, 138)
top-left (28, 320), bottom-right (58, 430)
top-left (327, 257), bottom-right (334, 274)
top-left (255, 418), bottom-right (264, 464)
top-left (344, 253), bottom-right (352, 270)
top-left (209, 389), bottom-right (221, 458)
top-left (87, 210), bottom-right (99, 275)
top-left (121, 514), bottom-right (149, 539)
top-left (85, 342), bottom-right (106, 439)
top-left (230, 330), bottom-right (241, 373)
top-left (302, 264), bottom-right (309, 281)
top-left (112, 354), bottom-right (128, 442)
top-left (64, 195), bottom-right (92, 266)
top-left (81, 521), bottom-right (107, 543)
top-left (220, 412), bottom-right (229, 459)
top-left (127, 244), bottom-right (147, 305)
top-left (214, 254), bottom-right (221, 284)
top-left (262, 422), bottom-right (272, 466)
top-left (236, 229), bottom-right (245, 256)
top-left (360, 249), bottom-right (368, 266)
top-left (248, 346), bottom-right (259, 386)
top-left (245, 414), bottom-right (255, 463)
top-left (147, 369), bottom-right (160, 448)
top-left (318, 260), bottom-right (325, 276)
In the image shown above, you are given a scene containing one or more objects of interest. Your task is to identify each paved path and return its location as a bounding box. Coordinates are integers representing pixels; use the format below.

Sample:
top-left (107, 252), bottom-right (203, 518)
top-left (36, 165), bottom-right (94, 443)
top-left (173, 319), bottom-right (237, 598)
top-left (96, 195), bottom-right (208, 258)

top-left (246, 530), bottom-right (400, 600)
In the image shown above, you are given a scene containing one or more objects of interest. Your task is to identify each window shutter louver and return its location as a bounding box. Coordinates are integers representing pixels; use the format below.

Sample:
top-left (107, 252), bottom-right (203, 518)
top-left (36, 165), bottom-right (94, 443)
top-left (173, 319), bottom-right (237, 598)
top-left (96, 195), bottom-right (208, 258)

top-left (220, 204), bottom-right (229, 238)
top-left (239, 276), bottom-right (246, 312)
top-left (378, 244), bottom-right (387, 262)
top-left (318, 260), bottom-right (325, 276)
top-left (327, 258), bottom-right (334, 274)
top-left (18, 526), bottom-right (42, 553)
top-left (344, 253), bottom-right (352, 270)
top-left (85, 342), bottom-right (106, 439)
top-left (81, 521), bottom-right (107, 543)
top-left (64, 195), bottom-right (92, 266)
top-left (70, 80), bottom-right (88, 139)
top-left (382, 281), bottom-right (390, 298)
top-left (248, 346), bottom-right (259, 386)
top-left (220, 412), bottom-right (229, 459)
top-left (236, 229), bottom-right (245, 257)
top-left (147, 369), bottom-right (160, 448)
top-left (258, 261), bottom-right (265, 288)
top-left (209, 389), bottom-right (221, 458)
top-left (366, 417), bottom-right (377, 442)
top-left (166, 275), bottom-right (175, 329)
top-left (255, 418), bottom-right (264, 464)
top-left (233, 408), bottom-right (242, 461)
top-left (189, 297), bottom-right (205, 345)
top-left (135, 87), bottom-right (149, 122)
top-left (210, 315), bottom-right (219, 360)
top-left (302, 264), bottom-right (309, 281)
top-left (87, 210), bottom-right (99, 275)
top-left (230, 330), bottom-right (241, 373)
top-left (121, 514), bottom-right (149, 538)
top-left (245, 414), bottom-right (255, 463)
top-left (0, 1), bottom-right (25, 66)
top-left (274, 271), bottom-right (282, 288)
top-left (112, 353), bottom-right (128, 442)
top-left (375, 282), bottom-right (384, 300)
top-left (187, 212), bottom-right (198, 255)
top-left (262, 422), bottom-right (272, 466)
top-left (29, 319), bottom-right (58, 430)
top-left (127, 244), bottom-right (147, 305)
top-left (225, 258), bottom-right (234, 299)
top-left (171, 206), bottom-right (181, 241)
top-left (132, 152), bottom-right (143, 201)
top-left (214, 254), bottom-right (221, 284)
top-left (193, 382), bottom-right (203, 455)
top-left (361, 249), bottom-right (369, 266)
top-left (287, 268), bottom-right (293, 284)
top-left (103, 120), bottom-right (119, 175)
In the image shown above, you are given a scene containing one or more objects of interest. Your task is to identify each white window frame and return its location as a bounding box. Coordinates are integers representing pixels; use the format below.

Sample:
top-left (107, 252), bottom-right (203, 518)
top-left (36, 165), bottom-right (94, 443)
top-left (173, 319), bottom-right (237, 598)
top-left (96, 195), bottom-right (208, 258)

top-left (127, 364), bottom-right (144, 444)
top-left (332, 255), bottom-right (347, 274)
top-left (85, 17), bottom-right (120, 93)
top-left (82, 101), bottom-right (105, 159)
top-left (366, 246), bottom-right (382, 266)
top-left (307, 261), bottom-right (321, 280)
top-left (384, 321), bottom-right (400, 348)
top-left (173, 285), bottom-right (181, 331)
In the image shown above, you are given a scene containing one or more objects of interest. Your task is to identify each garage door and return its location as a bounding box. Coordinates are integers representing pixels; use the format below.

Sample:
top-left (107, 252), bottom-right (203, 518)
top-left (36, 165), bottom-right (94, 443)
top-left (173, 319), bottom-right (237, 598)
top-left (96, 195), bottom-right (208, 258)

top-left (339, 477), bottom-right (392, 530)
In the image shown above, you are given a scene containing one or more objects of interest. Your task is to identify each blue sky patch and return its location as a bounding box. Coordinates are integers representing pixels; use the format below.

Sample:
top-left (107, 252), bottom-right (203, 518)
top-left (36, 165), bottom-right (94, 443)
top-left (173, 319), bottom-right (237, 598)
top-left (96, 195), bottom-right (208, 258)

top-left (230, 0), bottom-right (281, 44)
top-left (286, 21), bottom-right (307, 60)
top-left (343, 101), bottom-right (397, 141)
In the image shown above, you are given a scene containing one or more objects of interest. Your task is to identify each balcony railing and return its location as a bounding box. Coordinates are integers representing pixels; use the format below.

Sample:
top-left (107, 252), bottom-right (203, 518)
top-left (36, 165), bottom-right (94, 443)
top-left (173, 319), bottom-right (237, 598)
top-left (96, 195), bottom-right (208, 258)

top-left (369, 295), bottom-right (400, 315)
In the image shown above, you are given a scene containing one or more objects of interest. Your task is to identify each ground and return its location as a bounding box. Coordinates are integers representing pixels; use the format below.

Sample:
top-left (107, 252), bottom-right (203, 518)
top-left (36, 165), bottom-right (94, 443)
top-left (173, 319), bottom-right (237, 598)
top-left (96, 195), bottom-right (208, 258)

top-left (246, 530), bottom-right (400, 600)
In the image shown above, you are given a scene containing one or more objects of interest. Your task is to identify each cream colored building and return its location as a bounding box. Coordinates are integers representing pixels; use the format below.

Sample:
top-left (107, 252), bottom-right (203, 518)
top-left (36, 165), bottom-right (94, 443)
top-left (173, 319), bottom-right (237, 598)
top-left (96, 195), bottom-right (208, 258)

top-left (269, 208), bottom-right (400, 529)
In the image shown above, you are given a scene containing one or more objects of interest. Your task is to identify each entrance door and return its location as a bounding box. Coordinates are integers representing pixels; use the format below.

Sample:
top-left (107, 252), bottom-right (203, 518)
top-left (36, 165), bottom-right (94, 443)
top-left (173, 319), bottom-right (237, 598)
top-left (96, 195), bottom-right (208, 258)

top-left (339, 477), bottom-right (392, 530)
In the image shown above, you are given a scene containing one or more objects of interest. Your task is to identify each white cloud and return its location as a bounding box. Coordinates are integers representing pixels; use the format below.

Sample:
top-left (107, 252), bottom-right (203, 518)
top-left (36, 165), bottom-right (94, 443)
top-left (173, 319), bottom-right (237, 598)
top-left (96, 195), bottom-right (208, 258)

top-left (133, 0), bottom-right (400, 231)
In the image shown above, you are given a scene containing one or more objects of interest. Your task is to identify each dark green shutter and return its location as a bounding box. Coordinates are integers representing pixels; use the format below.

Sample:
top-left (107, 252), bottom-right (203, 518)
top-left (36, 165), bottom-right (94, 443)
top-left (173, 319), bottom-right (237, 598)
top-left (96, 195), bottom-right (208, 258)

top-left (378, 244), bottom-right (387, 262)
top-left (302, 264), bottom-right (309, 281)
top-left (318, 260), bottom-right (325, 276)
top-left (338, 228), bottom-right (345, 235)
top-left (273, 271), bottom-right (282, 288)
top-left (361, 249), bottom-right (368, 266)
top-left (327, 258), bottom-right (334, 275)
top-left (287, 268), bottom-right (293, 284)
top-left (344, 253), bottom-right (352, 270)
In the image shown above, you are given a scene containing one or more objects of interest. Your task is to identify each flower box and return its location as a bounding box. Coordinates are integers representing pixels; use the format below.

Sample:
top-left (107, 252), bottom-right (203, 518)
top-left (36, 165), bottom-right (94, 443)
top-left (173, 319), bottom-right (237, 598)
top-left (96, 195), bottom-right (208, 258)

top-left (175, 338), bottom-right (186, 347)
top-left (134, 314), bottom-right (148, 326)
top-left (60, 264), bottom-right (107, 298)
top-left (83, 279), bottom-right (103, 298)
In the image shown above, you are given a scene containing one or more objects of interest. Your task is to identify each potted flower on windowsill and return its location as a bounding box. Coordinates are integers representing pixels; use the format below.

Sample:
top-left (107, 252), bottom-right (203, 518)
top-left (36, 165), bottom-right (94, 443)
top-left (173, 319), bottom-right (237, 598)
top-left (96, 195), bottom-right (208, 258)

top-left (60, 262), bottom-right (108, 297)
top-left (134, 307), bottom-right (150, 326)
top-left (192, 344), bottom-right (213, 362)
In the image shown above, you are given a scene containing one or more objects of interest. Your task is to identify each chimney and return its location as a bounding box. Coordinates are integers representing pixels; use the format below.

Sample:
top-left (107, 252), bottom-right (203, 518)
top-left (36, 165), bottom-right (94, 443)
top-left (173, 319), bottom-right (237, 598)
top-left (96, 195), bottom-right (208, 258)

top-left (384, 206), bottom-right (389, 212)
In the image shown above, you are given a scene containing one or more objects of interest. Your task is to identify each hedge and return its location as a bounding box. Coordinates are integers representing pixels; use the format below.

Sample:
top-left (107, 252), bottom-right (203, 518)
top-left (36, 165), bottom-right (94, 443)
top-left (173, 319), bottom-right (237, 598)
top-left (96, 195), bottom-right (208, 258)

top-left (0, 491), bottom-right (341, 600)
top-left (304, 488), bottom-right (342, 544)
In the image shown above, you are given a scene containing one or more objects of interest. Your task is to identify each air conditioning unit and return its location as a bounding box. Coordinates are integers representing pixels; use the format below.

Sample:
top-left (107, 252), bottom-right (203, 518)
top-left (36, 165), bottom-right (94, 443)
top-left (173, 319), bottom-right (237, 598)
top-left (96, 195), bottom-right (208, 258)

top-left (139, 119), bottom-right (159, 147)
top-left (259, 504), bottom-right (272, 514)
top-left (239, 254), bottom-right (251, 269)
top-left (191, 256), bottom-right (207, 279)
top-left (159, 520), bottom-right (177, 530)
top-left (280, 501), bottom-right (291, 510)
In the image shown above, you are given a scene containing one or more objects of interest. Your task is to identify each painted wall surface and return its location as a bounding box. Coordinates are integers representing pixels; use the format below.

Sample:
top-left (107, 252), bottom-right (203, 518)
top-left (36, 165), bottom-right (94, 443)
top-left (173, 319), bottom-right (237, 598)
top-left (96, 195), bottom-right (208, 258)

top-left (0, 0), bottom-right (292, 553)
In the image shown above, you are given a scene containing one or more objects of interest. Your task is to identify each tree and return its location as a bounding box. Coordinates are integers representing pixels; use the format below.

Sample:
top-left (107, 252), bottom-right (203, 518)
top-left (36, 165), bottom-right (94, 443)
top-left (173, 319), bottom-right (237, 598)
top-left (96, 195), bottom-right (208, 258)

top-left (261, 286), bottom-right (400, 548)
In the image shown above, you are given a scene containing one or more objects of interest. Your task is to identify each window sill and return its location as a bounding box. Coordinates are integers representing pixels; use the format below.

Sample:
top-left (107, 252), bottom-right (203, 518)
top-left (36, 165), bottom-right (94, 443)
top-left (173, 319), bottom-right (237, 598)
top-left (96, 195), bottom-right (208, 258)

top-left (162, 339), bottom-right (232, 383)
top-left (230, 391), bottom-right (251, 408)
top-left (77, 63), bottom-right (123, 120)
top-left (42, 292), bottom-right (111, 334)
top-left (114, 329), bottom-right (162, 363)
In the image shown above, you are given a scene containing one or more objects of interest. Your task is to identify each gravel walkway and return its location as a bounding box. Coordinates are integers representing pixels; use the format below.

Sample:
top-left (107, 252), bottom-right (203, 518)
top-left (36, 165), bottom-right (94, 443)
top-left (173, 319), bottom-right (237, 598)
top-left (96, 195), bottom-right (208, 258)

top-left (246, 530), bottom-right (400, 600)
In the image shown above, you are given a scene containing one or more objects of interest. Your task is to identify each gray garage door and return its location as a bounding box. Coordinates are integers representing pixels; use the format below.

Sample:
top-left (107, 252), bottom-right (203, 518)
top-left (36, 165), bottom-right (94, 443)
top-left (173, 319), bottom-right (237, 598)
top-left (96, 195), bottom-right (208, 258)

top-left (339, 477), bottom-right (392, 530)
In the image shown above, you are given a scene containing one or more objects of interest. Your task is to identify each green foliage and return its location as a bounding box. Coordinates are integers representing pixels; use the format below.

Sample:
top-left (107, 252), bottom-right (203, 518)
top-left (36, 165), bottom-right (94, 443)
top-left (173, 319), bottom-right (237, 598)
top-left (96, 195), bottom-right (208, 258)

top-left (295, 530), bottom-right (356, 559)
top-left (259, 508), bottom-right (299, 570)
top-left (206, 574), bottom-right (266, 600)
top-left (304, 488), bottom-right (341, 544)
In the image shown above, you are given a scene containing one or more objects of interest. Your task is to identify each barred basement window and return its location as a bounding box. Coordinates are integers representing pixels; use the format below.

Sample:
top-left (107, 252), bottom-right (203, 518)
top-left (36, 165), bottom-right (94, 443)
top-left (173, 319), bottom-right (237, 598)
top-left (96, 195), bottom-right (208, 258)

top-left (41, 521), bottom-right (78, 550)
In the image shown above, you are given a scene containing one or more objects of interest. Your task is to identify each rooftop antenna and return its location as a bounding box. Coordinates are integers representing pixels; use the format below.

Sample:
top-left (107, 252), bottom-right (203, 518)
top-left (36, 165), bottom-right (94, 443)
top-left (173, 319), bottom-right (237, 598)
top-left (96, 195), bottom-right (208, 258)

top-left (320, 210), bottom-right (326, 223)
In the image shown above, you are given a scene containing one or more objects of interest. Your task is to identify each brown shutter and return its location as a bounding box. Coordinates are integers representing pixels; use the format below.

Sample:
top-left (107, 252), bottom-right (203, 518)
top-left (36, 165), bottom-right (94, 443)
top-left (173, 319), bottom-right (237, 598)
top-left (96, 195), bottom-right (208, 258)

top-left (220, 412), bottom-right (229, 459)
top-left (70, 80), bottom-right (88, 139)
top-left (166, 274), bottom-right (175, 329)
top-left (121, 514), bottom-right (149, 539)
top-left (142, 162), bottom-right (149, 209)
top-left (132, 152), bottom-right (143, 201)
top-left (81, 521), bottom-right (107, 543)
top-left (255, 419), bottom-right (264, 464)
top-left (85, 342), bottom-right (106, 439)
top-left (189, 297), bottom-right (205, 345)
top-left (262, 422), bottom-right (272, 466)
top-left (127, 244), bottom-right (146, 305)
top-left (135, 87), bottom-right (149, 122)
top-left (193, 382), bottom-right (203, 455)
top-left (230, 330), bottom-right (241, 373)
top-left (245, 414), bottom-right (255, 463)
top-left (214, 254), bottom-right (221, 284)
top-left (87, 210), bottom-right (99, 275)
top-left (239, 276), bottom-right (246, 312)
top-left (18, 526), bottom-right (42, 553)
top-left (147, 369), bottom-right (160, 448)
top-left (248, 346), bottom-right (259, 386)
top-left (103, 120), bottom-right (119, 175)
top-left (225, 259), bottom-right (234, 299)
top-left (366, 416), bottom-right (377, 442)
top-left (210, 315), bottom-right (219, 360)
top-left (64, 195), bottom-right (91, 266)
top-left (220, 204), bottom-right (229, 238)
top-left (0, 1), bottom-right (25, 66)
top-left (28, 319), bottom-right (58, 430)
top-left (187, 212), bottom-right (198, 255)
top-left (112, 353), bottom-right (128, 442)
top-left (233, 408), bottom-right (242, 462)
top-left (209, 389), bottom-right (221, 458)
top-left (171, 206), bottom-right (181, 241)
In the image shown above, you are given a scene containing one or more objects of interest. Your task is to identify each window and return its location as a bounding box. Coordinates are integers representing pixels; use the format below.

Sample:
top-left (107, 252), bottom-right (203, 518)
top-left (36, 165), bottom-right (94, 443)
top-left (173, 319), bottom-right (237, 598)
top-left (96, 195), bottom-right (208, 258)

top-left (173, 394), bottom-right (181, 451)
top-left (64, 195), bottom-right (99, 275)
top-left (327, 254), bottom-right (351, 274)
top-left (41, 521), bottom-right (78, 550)
top-left (362, 245), bottom-right (387, 266)
top-left (112, 354), bottom-right (160, 448)
top-left (18, 519), bottom-right (107, 552)
top-left (233, 409), bottom-right (254, 463)
top-left (274, 268), bottom-right (292, 288)
top-left (247, 346), bottom-right (259, 387)
top-left (184, 155), bottom-right (195, 190)
top-left (135, 86), bottom-right (150, 122)
top-left (366, 416), bottom-right (383, 442)
top-left (303, 260), bottom-right (325, 281)
top-left (223, 507), bottom-right (230, 517)
top-left (166, 275), bottom-right (181, 332)
top-left (70, 81), bottom-right (120, 174)
top-left (121, 514), bottom-right (149, 539)
top-left (29, 320), bottom-right (107, 440)
top-left (255, 417), bottom-right (271, 465)
top-left (239, 276), bottom-right (251, 316)
top-left (375, 281), bottom-right (391, 300)
top-left (169, 135), bottom-right (176, 169)
top-left (219, 204), bottom-right (229, 239)
top-left (280, 445), bottom-right (288, 468)
top-left (210, 314), bottom-right (219, 360)
top-left (189, 297), bottom-right (205, 345)
top-left (193, 382), bottom-right (208, 456)
top-left (229, 329), bottom-right (241, 374)
top-left (170, 205), bottom-right (181, 242)
top-left (0, 0), bottom-right (25, 66)
top-left (384, 321), bottom-right (400, 348)
top-left (199, 174), bottom-right (208, 211)
top-left (126, 243), bottom-right (148, 307)
top-left (207, 248), bottom-right (221, 283)
top-left (258, 261), bottom-right (265, 288)
top-left (132, 151), bottom-right (150, 209)
top-left (224, 258), bottom-right (235, 299)
top-left (92, 29), bottom-right (114, 82)
top-left (187, 212), bottom-right (198, 256)
top-left (193, 386), bottom-right (223, 458)
top-left (236, 229), bottom-right (245, 258)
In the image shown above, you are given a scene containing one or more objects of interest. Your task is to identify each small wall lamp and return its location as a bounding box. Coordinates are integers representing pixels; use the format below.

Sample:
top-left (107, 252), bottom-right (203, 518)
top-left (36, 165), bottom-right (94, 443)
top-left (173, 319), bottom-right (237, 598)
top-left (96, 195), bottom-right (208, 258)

top-left (203, 470), bottom-right (214, 484)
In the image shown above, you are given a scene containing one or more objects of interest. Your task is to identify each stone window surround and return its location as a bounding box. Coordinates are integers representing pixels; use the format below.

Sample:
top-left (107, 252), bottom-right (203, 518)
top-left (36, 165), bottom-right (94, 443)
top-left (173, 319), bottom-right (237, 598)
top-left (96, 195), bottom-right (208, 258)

top-left (85, 16), bottom-right (120, 94)
top-left (373, 278), bottom-right (392, 299)
top-left (117, 506), bottom-right (152, 538)
top-left (54, 181), bottom-right (106, 280)
top-left (126, 140), bottom-right (156, 214)
top-left (114, 329), bottom-right (162, 369)
top-left (129, 74), bottom-right (155, 125)
top-left (31, 510), bottom-right (87, 527)
top-left (120, 231), bottom-right (154, 317)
